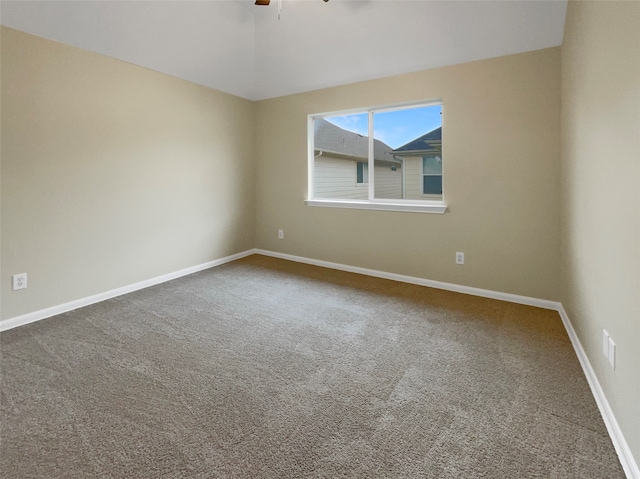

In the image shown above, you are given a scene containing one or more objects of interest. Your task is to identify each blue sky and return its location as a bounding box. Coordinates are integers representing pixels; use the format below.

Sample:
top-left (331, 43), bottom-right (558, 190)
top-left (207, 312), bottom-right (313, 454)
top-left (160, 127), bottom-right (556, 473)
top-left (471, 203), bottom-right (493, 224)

top-left (326, 104), bottom-right (442, 149)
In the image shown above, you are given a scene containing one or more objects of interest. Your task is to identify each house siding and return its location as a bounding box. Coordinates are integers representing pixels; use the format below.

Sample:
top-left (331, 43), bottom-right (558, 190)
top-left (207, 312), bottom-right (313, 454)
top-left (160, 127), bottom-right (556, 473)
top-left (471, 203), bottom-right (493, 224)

top-left (404, 156), bottom-right (422, 199)
top-left (373, 164), bottom-right (402, 199)
top-left (403, 156), bottom-right (443, 200)
top-left (314, 155), bottom-right (367, 200)
top-left (314, 156), bottom-right (402, 200)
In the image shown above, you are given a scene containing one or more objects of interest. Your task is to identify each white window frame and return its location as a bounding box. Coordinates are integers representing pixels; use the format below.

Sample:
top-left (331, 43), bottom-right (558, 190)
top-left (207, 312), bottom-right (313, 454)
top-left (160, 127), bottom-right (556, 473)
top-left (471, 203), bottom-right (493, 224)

top-left (307, 100), bottom-right (447, 214)
top-left (356, 161), bottom-right (368, 186)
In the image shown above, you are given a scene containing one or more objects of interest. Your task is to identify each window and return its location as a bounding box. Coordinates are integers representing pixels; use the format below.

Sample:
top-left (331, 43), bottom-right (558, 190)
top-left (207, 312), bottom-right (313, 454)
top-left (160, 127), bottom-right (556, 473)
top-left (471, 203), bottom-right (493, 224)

top-left (422, 155), bottom-right (442, 195)
top-left (356, 162), bottom-right (368, 185)
top-left (307, 101), bottom-right (446, 214)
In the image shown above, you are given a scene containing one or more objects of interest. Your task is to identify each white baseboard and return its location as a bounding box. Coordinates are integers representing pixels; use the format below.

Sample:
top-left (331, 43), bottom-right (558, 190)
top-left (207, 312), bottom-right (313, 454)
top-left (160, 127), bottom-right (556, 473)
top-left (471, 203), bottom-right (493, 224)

top-left (557, 305), bottom-right (639, 479)
top-left (0, 249), bottom-right (256, 332)
top-left (2, 247), bottom-right (637, 478)
top-left (254, 249), bottom-right (638, 479)
top-left (254, 249), bottom-right (560, 310)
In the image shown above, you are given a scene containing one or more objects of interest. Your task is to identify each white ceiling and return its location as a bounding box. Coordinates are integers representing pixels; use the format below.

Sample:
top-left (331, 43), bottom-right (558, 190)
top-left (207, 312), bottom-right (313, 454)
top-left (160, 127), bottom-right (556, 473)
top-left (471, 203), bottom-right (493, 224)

top-left (0, 0), bottom-right (568, 101)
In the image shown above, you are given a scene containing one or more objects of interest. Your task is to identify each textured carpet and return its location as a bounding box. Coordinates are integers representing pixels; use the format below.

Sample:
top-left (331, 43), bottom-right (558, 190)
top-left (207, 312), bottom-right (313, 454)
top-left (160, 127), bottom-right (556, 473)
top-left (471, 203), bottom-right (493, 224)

top-left (0, 255), bottom-right (625, 478)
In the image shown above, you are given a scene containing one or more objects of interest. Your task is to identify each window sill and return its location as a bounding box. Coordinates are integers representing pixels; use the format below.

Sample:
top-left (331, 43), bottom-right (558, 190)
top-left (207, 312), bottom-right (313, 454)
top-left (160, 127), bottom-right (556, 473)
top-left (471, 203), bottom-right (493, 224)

top-left (305, 199), bottom-right (448, 214)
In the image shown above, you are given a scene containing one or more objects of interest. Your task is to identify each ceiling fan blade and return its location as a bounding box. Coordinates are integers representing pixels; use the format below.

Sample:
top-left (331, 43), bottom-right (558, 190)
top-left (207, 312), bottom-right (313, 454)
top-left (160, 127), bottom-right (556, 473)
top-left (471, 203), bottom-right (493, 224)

top-left (255, 0), bottom-right (270, 5)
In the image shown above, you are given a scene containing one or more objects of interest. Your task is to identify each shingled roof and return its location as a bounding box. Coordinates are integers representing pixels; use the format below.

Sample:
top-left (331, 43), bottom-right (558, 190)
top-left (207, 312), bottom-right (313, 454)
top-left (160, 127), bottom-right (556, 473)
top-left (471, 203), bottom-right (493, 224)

top-left (314, 119), bottom-right (397, 163)
top-left (392, 127), bottom-right (442, 155)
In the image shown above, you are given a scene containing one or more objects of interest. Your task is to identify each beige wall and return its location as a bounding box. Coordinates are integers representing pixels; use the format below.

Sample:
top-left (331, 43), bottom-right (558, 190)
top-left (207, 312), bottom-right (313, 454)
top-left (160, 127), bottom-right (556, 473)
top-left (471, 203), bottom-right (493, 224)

top-left (1, 27), bottom-right (256, 320)
top-left (561, 0), bottom-right (640, 465)
top-left (255, 48), bottom-right (562, 301)
top-left (1, 8), bottom-right (638, 471)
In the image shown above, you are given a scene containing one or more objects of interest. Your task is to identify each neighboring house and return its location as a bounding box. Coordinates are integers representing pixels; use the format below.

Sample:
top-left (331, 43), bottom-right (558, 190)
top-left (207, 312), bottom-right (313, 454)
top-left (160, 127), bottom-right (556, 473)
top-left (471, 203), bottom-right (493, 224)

top-left (313, 119), bottom-right (442, 201)
top-left (391, 127), bottom-right (443, 200)
top-left (313, 119), bottom-right (402, 200)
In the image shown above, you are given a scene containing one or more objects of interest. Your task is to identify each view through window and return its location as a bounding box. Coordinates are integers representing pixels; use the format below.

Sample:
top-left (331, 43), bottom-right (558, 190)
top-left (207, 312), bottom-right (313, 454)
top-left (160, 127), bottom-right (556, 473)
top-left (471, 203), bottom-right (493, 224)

top-left (310, 102), bottom-right (443, 206)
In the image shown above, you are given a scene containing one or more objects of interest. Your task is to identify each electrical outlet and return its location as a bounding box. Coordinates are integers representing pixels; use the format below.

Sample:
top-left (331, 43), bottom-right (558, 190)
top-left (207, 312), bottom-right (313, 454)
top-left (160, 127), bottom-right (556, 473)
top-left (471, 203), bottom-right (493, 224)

top-left (456, 252), bottom-right (464, 264)
top-left (278, 229), bottom-right (284, 239)
top-left (12, 273), bottom-right (27, 291)
top-left (602, 330), bottom-right (610, 358)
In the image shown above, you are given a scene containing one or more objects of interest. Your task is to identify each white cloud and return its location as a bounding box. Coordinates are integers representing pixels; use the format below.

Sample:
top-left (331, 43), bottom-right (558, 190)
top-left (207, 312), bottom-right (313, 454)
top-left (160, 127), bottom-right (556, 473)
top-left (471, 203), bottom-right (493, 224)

top-left (326, 114), bottom-right (368, 135)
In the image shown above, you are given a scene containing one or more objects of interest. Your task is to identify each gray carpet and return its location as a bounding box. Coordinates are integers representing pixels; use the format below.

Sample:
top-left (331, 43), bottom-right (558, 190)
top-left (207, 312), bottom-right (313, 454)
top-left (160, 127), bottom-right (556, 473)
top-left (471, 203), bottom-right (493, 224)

top-left (0, 255), bottom-right (625, 478)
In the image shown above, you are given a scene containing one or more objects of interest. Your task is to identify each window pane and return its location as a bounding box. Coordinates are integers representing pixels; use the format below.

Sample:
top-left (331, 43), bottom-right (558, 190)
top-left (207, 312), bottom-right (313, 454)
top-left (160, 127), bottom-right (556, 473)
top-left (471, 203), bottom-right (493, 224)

top-left (373, 104), bottom-right (442, 200)
top-left (423, 176), bottom-right (443, 195)
top-left (310, 103), bottom-right (443, 203)
top-left (356, 162), bottom-right (368, 184)
top-left (313, 114), bottom-right (369, 200)
top-left (422, 156), bottom-right (442, 175)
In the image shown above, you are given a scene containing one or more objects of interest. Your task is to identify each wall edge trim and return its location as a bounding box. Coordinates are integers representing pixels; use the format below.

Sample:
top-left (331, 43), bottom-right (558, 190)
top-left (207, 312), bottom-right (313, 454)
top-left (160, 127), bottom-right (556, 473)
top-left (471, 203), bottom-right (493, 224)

top-left (2, 248), bottom-right (636, 477)
top-left (254, 249), bottom-right (558, 309)
top-left (0, 249), bottom-right (257, 332)
top-left (556, 305), bottom-right (639, 479)
top-left (254, 249), bottom-right (638, 478)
